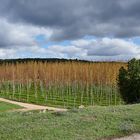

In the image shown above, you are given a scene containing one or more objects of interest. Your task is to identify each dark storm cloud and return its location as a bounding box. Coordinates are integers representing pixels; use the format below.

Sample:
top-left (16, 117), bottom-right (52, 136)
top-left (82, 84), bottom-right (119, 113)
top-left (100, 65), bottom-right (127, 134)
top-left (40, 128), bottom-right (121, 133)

top-left (1, 0), bottom-right (140, 40)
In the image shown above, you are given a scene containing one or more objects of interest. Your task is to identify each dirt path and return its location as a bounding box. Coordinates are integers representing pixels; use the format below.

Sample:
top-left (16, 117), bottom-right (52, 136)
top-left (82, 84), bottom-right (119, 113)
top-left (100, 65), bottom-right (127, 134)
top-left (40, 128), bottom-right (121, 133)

top-left (110, 134), bottom-right (140, 140)
top-left (0, 98), bottom-right (67, 112)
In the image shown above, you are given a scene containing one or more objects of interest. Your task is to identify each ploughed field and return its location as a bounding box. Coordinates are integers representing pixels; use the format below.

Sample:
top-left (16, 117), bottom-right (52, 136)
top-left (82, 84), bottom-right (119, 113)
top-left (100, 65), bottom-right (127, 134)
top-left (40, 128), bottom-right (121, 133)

top-left (0, 60), bottom-right (126, 108)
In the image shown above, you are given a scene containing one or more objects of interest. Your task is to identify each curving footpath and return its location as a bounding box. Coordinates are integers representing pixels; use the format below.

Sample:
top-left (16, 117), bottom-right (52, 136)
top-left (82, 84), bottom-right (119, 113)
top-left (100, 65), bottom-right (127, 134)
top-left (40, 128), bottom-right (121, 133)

top-left (0, 98), bottom-right (67, 112)
top-left (112, 134), bottom-right (140, 140)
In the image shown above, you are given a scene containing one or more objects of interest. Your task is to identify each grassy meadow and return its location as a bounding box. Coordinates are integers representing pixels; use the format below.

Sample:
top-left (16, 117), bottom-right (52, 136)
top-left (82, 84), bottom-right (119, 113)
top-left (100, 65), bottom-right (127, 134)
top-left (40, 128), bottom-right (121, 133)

top-left (0, 101), bottom-right (22, 112)
top-left (0, 104), bottom-right (140, 140)
top-left (0, 60), bottom-right (126, 108)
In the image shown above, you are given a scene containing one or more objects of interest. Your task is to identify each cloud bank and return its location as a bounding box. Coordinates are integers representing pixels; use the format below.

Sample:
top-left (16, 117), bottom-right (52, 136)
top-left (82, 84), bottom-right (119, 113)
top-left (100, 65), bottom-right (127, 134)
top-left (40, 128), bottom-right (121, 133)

top-left (0, 0), bottom-right (140, 60)
top-left (2, 37), bottom-right (139, 61)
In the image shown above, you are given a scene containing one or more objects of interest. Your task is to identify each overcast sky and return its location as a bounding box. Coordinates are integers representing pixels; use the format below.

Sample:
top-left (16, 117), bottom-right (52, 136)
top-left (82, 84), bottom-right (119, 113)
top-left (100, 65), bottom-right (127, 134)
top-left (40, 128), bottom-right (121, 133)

top-left (0, 0), bottom-right (140, 61)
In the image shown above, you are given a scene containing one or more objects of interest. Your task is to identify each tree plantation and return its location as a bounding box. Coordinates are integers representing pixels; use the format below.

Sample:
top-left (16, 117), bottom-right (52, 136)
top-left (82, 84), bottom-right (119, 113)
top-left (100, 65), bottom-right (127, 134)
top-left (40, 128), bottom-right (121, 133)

top-left (0, 60), bottom-right (126, 108)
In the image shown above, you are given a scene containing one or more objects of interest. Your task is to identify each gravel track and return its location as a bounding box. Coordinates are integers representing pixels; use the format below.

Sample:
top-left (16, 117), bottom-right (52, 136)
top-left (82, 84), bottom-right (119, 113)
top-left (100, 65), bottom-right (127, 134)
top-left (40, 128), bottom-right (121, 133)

top-left (112, 134), bottom-right (140, 140)
top-left (0, 98), bottom-right (67, 112)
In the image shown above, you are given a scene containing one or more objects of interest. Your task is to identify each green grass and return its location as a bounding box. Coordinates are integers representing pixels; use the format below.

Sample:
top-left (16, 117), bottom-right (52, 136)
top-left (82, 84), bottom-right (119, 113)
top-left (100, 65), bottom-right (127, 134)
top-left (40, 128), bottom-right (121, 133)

top-left (0, 82), bottom-right (123, 108)
top-left (0, 104), bottom-right (140, 140)
top-left (0, 101), bottom-right (22, 112)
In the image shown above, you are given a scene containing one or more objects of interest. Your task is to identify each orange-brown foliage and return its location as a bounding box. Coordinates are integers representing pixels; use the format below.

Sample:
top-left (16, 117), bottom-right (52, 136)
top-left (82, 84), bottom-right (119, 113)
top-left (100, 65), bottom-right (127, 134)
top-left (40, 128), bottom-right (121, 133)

top-left (0, 61), bottom-right (127, 85)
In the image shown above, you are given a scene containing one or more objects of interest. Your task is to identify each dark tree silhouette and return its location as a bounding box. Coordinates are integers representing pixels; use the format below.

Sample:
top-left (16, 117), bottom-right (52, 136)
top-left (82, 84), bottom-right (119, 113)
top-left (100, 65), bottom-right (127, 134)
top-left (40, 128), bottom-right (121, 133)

top-left (118, 58), bottom-right (140, 103)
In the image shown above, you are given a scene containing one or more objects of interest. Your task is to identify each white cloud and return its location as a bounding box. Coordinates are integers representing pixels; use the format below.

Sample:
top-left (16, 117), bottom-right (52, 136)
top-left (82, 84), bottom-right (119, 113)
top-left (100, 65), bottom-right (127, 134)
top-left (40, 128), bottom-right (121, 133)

top-left (71, 39), bottom-right (95, 47)
top-left (0, 18), bottom-right (139, 61)
top-left (0, 37), bottom-right (140, 61)
top-left (0, 18), bottom-right (53, 47)
top-left (47, 45), bottom-right (86, 58)
top-left (0, 48), bottom-right (17, 58)
top-left (71, 38), bottom-right (140, 60)
top-left (87, 38), bottom-right (140, 56)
